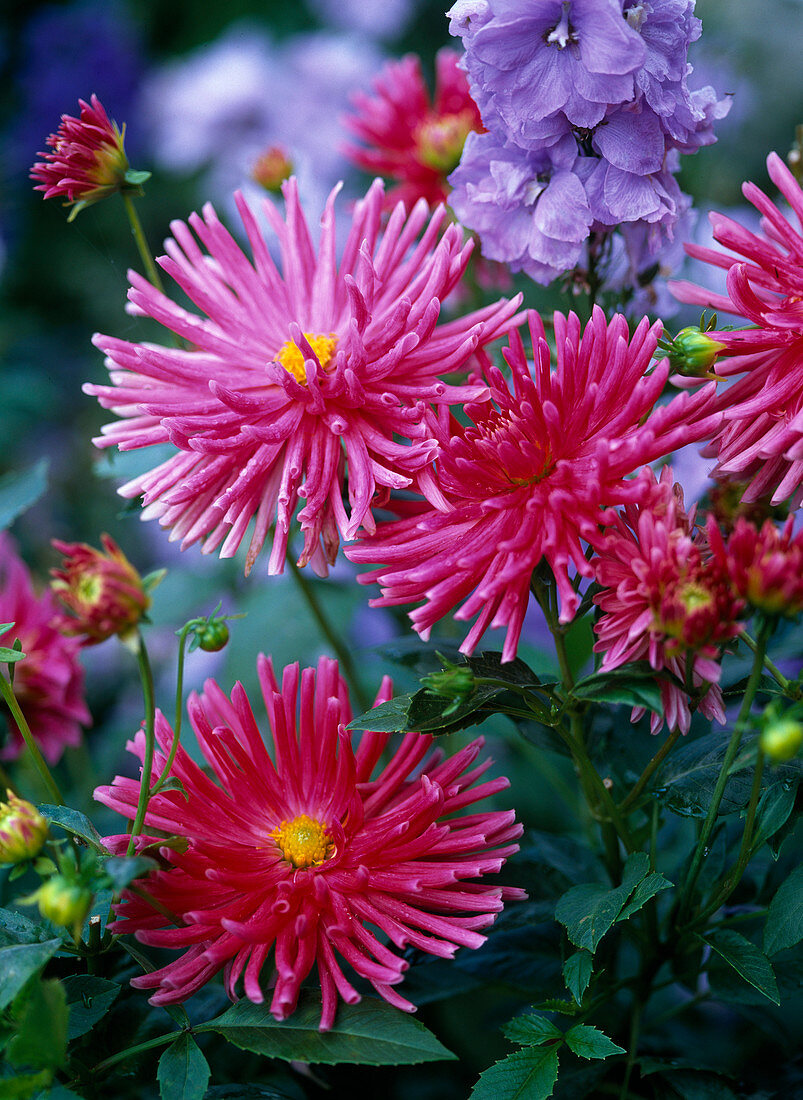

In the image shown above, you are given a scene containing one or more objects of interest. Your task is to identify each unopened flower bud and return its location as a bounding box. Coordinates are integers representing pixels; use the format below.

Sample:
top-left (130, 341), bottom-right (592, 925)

top-left (761, 718), bottom-right (803, 762)
top-left (195, 620), bottom-right (230, 652)
top-left (666, 327), bottom-right (726, 376)
top-left (251, 146), bottom-right (293, 194)
top-left (51, 534), bottom-right (150, 644)
top-left (423, 661), bottom-right (475, 715)
top-left (25, 876), bottom-right (93, 936)
top-left (0, 792), bottom-right (48, 864)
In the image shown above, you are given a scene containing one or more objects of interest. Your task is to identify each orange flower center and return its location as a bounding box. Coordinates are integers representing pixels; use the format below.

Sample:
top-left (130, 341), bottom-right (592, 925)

top-left (271, 813), bottom-right (332, 868)
top-left (274, 332), bottom-right (338, 384)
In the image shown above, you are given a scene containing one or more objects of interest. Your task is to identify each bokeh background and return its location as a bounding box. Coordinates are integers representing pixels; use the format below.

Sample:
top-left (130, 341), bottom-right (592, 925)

top-left (1, 2), bottom-right (802, 1092)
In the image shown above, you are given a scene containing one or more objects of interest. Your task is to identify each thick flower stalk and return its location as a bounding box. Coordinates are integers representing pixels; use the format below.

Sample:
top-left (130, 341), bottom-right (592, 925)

top-left (592, 471), bottom-right (743, 734)
top-left (87, 178), bottom-right (521, 575)
top-left (344, 49), bottom-right (483, 211)
top-left (30, 94), bottom-right (133, 219)
top-left (0, 536), bottom-right (89, 763)
top-left (347, 308), bottom-right (720, 660)
top-left (671, 152), bottom-right (803, 506)
top-left (51, 533), bottom-right (150, 644)
top-left (95, 656), bottom-right (523, 1028)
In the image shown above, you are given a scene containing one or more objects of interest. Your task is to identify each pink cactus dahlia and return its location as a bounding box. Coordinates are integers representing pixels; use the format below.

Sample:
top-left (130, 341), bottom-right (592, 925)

top-left (671, 152), bottom-right (803, 506)
top-left (344, 50), bottom-right (483, 211)
top-left (347, 308), bottom-right (720, 660)
top-left (30, 94), bottom-right (131, 219)
top-left (0, 536), bottom-right (89, 762)
top-left (592, 470), bottom-right (743, 734)
top-left (95, 655), bottom-right (523, 1028)
top-left (87, 179), bottom-right (521, 575)
top-left (709, 515), bottom-right (803, 618)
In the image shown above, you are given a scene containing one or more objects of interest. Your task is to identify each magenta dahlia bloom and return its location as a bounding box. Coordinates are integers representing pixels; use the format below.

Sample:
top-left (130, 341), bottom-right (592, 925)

top-left (671, 152), bottom-right (803, 506)
top-left (347, 309), bottom-right (720, 660)
top-left (709, 515), bottom-right (803, 619)
top-left (30, 94), bottom-right (131, 219)
top-left (592, 470), bottom-right (742, 734)
top-left (344, 49), bottom-right (483, 211)
top-left (95, 655), bottom-right (523, 1028)
top-left (87, 179), bottom-right (521, 576)
top-left (0, 536), bottom-right (89, 762)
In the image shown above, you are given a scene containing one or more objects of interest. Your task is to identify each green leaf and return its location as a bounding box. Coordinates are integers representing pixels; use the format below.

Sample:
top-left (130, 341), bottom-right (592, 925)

top-left (0, 461), bottom-right (48, 532)
top-left (157, 1033), bottom-right (210, 1100)
top-left (202, 1089), bottom-right (296, 1100)
top-left (702, 928), bottom-right (780, 1004)
top-left (62, 975), bottom-right (120, 1041)
top-left (7, 979), bottom-right (68, 1071)
top-left (0, 1072), bottom-right (51, 1099)
top-left (564, 1025), bottom-right (625, 1060)
top-left (616, 872), bottom-right (673, 923)
top-left (101, 855), bottom-right (157, 891)
top-left (555, 852), bottom-right (649, 953)
top-left (0, 647), bottom-right (26, 664)
top-left (198, 993), bottom-right (456, 1065)
top-left (470, 1046), bottom-right (560, 1100)
top-left (657, 731), bottom-right (756, 818)
top-left (764, 864), bottom-right (803, 956)
top-left (750, 778), bottom-right (799, 853)
top-left (562, 951), bottom-right (593, 1005)
top-left (572, 667), bottom-right (664, 714)
top-left (0, 909), bottom-right (61, 948)
top-left (123, 169), bottom-right (152, 186)
top-left (33, 1087), bottom-right (85, 1100)
top-left (0, 941), bottom-right (62, 1011)
top-left (35, 807), bottom-right (105, 852)
top-left (502, 1015), bottom-right (562, 1047)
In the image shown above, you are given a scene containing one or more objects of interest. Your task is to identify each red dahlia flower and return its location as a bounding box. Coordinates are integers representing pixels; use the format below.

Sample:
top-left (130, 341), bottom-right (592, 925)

top-left (87, 179), bottom-right (521, 576)
top-left (593, 471), bottom-right (743, 734)
top-left (95, 656), bottom-right (523, 1028)
top-left (30, 95), bottom-right (132, 219)
top-left (347, 309), bottom-right (720, 660)
top-left (671, 152), bottom-right (803, 506)
top-left (0, 536), bottom-right (89, 762)
top-left (709, 515), bottom-right (803, 617)
top-left (344, 50), bottom-right (483, 210)
top-left (51, 533), bottom-right (150, 644)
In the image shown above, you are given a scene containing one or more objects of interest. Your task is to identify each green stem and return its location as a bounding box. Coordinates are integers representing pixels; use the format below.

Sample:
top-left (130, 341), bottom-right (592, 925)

top-left (740, 630), bottom-right (790, 692)
top-left (286, 553), bottom-right (370, 713)
top-left (691, 746), bottom-right (766, 928)
top-left (619, 1001), bottom-right (641, 1100)
top-left (149, 622), bottom-right (192, 798)
top-left (678, 625), bottom-right (770, 923)
top-left (619, 729), bottom-right (682, 812)
top-left (89, 1030), bottom-right (182, 1077)
top-left (126, 631), bottom-right (157, 856)
top-left (0, 675), bottom-right (65, 805)
top-left (122, 192), bottom-right (164, 293)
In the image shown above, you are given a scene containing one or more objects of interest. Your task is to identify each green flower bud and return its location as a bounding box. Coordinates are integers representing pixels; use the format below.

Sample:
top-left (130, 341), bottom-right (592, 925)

top-left (26, 876), bottom-right (93, 937)
top-left (194, 620), bottom-right (230, 652)
top-left (761, 718), bottom-right (803, 762)
top-left (423, 662), bottom-right (475, 715)
top-left (666, 327), bottom-right (726, 376)
top-left (0, 792), bottom-right (49, 864)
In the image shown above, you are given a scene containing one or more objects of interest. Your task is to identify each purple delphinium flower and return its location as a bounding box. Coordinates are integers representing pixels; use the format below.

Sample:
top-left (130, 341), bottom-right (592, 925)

top-left (449, 130), bottom-right (592, 282)
top-left (449, 0), bottom-right (645, 143)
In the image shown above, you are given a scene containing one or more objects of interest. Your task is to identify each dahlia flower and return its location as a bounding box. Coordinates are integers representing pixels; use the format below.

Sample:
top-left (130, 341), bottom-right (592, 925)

top-left (0, 536), bottom-right (89, 762)
top-left (0, 792), bottom-right (49, 864)
top-left (30, 94), bottom-right (133, 219)
top-left (592, 470), bottom-right (742, 734)
top-left (347, 309), bottom-right (720, 660)
top-left (95, 655), bottom-right (523, 1028)
top-left (709, 516), bottom-right (803, 618)
top-left (344, 50), bottom-right (483, 210)
top-left (87, 179), bottom-right (521, 576)
top-left (51, 533), bottom-right (150, 644)
top-left (670, 152), bottom-right (803, 506)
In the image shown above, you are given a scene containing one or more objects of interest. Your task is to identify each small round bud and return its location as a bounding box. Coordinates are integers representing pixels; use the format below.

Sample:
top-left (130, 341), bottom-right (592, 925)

top-left (666, 327), bottom-right (726, 376)
top-left (0, 792), bottom-right (49, 864)
top-left (251, 146), bottom-right (293, 194)
top-left (195, 620), bottom-right (230, 652)
top-left (27, 876), bottom-right (93, 936)
top-left (423, 662), bottom-right (476, 715)
top-left (761, 718), bottom-right (803, 763)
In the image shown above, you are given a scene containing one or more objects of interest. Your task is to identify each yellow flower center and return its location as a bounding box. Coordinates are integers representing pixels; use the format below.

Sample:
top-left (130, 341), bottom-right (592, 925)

top-left (271, 813), bottom-right (332, 868)
top-left (75, 574), bottom-right (103, 607)
top-left (274, 332), bottom-right (338, 384)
